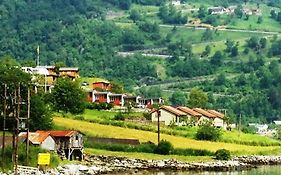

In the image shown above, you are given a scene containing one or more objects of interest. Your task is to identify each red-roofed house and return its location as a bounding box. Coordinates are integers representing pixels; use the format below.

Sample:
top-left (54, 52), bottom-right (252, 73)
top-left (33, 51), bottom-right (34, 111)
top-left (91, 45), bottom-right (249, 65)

top-left (207, 110), bottom-right (225, 128)
top-left (193, 108), bottom-right (224, 128)
top-left (92, 81), bottom-right (112, 91)
top-left (36, 130), bottom-right (84, 160)
top-left (177, 106), bottom-right (209, 126)
top-left (151, 105), bottom-right (187, 125)
top-left (19, 132), bottom-right (56, 151)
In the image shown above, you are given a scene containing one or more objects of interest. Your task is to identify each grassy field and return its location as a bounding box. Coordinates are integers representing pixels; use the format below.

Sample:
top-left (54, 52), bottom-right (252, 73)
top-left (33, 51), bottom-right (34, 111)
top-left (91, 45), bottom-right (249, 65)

top-left (83, 109), bottom-right (143, 120)
top-left (54, 117), bottom-right (281, 155)
top-left (85, 148), bottom-right (213, 162)
top-left (79, 109), bottom-right (281, 147)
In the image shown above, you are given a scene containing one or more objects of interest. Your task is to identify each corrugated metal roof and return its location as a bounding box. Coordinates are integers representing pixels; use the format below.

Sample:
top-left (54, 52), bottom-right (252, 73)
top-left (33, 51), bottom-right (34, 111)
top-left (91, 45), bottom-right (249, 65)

top-left (161, 105), bottom-right (186, 116)
top-left (37, 130), bottom-right (76, 137)
top-left (193, 108), bottom-right (216, 118)
top-left (19, 132), bottom-right (51, 144)
top-left (207, 110), bottom-right (224, 118)
top-left (177, 106), bottom-right (202, 117)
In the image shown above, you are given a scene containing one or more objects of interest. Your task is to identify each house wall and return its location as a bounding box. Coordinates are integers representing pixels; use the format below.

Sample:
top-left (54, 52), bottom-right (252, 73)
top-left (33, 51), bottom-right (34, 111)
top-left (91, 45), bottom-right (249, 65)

top-left (214, 118), bottom-right (224, 127)
top-left (197, 116), bottom-right (210, 125)
top-left (152, 109), bottom-right (177, 125)
top-left (59, 71), bottom-right (79, 78)
top-left (41, 136), bottom-right (56, 151)
top-left (87, 92), bottom-right (93, 102)
top-left (94, 94), bottom-right (108, 103)
top-left (70, 133), bottom-right (83, 148)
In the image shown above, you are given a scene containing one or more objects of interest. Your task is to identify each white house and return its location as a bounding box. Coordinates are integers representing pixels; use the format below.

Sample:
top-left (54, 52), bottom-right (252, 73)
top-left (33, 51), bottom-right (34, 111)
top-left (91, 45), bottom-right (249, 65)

top-left (19, 132), bottom-right (56, 151)
top-left (177, 106), bottom-right (209, 126)
top-left (193, 108), bottom-right (224, 128)
top-left (151, 106), bottom-right (186, 125)
top-left (207, 110), bottom-right (225, 128)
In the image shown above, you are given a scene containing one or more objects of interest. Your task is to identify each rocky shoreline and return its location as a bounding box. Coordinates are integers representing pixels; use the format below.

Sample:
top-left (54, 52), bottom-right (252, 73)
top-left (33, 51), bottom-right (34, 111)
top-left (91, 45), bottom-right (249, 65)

top-left (2, 155), bottom-right (281, 175)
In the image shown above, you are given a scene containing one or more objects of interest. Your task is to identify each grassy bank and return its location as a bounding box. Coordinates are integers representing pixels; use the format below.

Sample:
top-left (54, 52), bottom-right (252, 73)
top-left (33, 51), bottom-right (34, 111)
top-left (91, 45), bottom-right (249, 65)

top-left (63, 110), bottom-right (281, 147)
top-left (54, 117), bottom-right (281, 155)
top-left (85, 148), bottom-right (213, 162)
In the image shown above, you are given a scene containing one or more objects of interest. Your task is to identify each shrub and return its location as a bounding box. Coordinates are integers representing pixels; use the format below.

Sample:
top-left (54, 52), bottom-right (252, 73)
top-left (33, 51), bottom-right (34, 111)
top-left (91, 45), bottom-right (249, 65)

top-left (74, 115), bottom-right (85, 121)
top-left (172, 148), bottom-right (214, 156)
top-left (214, 149), bottom-right (231, 160)
top-left (114, 112), bottom-right (125, 121)
top-left (143, 113), bottom-right (151, 120)
top-left (86, 103), bottom-right (95, 110)
top-left (154, 140), bottom-right (173, 155)
top-left (195, 124), bottom-right (221, 141)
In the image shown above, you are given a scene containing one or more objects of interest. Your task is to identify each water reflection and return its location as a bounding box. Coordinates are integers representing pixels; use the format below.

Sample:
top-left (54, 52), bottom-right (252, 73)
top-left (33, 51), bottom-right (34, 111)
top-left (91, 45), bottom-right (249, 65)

top-left (112, 166), bottom-right (281, 175)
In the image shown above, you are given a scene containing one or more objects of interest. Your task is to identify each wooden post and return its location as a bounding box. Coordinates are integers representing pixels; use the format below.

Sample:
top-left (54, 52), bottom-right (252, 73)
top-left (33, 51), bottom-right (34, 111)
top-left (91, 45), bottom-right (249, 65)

top-left (1, 84), bottom-right (7, 170)
top-left (14, 85), bottom-right (21, 175)
top-left (26, 88), bottom-right (30, 165)
top-left (157, 109), bottom-right (161, 144)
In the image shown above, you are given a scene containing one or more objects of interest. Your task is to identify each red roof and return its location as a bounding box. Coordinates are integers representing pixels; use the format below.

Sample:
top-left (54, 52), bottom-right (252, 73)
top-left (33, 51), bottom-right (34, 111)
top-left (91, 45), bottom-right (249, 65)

top-left (207, 110), bottom-right (224, 118)
top-left (161, 106), bottom-right (186, 116)
top-left (177, 106), bottom-right (202, 117)
top-left (193, 108), bottom-right (216, 118)
top-left (37, 130), bottom-right (77, 137)
top-left (19, 132), bottom-right (51, 144)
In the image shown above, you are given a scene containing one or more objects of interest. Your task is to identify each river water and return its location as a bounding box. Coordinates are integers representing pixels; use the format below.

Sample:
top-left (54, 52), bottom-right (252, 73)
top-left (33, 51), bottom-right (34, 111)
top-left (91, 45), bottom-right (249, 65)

top-left (111, 165), bottom-right (281, 175)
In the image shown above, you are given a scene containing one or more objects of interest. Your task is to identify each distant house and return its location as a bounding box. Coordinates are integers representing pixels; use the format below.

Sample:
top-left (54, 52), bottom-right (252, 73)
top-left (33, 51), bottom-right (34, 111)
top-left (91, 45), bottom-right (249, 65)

top-left (193, 108), bottom-right (224, 128)
top-left (177, 106), bottom-right (208, 126)
top-left (151, 105), bottom-right (187, 125)
top-left (124, 95), bottom-right (141, 106)
top-left (139, 97), bottom-right (164, 109)
top-left (207, 110), bottom-right (225, 128)
top-left (22, 66), bottom-right (80, 92)
top-left (171, 0), bottom-right (181, 6)
top-left (19, 132), bottom-right (56, 151)
top-left (92, 91), bottom-right (111, 104)
top-left (274, 121), bottom-right (281, 125)
top-left (59, 67), bottom-right (79, 80)
top-left (109, 93), bottom-right (125, 106)
top-left (92, 81), bottom-right (112, 91)
top-left (208, 6), bottom-right (225, 15)
top-left (37, 130), bottom-right (84, 160)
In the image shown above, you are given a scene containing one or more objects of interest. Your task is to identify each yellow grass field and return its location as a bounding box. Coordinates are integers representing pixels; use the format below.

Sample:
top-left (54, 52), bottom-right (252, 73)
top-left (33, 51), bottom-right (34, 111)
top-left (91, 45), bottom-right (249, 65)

top-left (54, 117), bottom-right (281, 155)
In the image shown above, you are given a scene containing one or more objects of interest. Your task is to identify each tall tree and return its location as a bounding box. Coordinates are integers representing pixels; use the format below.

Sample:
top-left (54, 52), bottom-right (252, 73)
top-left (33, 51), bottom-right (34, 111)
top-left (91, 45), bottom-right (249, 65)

top-left (49, 78), bottom-right (86, 114)
top-left (188, 88), bottom-right (208, 108)
top-left (169, 91), bottom-right (187, 106)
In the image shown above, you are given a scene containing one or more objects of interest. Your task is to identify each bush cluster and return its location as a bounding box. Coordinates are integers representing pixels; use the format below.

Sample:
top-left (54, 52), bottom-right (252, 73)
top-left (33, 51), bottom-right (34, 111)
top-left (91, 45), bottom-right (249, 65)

top-left (86, 102), bottom-right (114, 110)
top-left (114, 113), bottom-right (125, 121)
top-left (85, 139), bottom-right (214, 156)
top-left (195, 124), bottom-right (221, 141)
top-left (214, 149), bottom-right (231, 160)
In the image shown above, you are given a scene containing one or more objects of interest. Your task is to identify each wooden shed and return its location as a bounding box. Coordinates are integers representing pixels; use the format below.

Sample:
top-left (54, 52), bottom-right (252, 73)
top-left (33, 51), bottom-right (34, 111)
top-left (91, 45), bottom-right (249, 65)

top-left (37, 130), bottom-right (84, 160)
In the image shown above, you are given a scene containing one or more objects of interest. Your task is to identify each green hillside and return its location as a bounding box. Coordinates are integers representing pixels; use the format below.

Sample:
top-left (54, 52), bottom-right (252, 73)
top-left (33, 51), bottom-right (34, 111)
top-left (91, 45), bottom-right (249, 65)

top-left (1, 0), bottom-right (281, 122)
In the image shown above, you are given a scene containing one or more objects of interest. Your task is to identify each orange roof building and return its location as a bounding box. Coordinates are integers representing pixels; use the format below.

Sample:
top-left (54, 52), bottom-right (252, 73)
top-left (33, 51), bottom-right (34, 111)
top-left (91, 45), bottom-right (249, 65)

top-left (151, 105), bottom-right (187, 126)
top-left (19, 132), bottom-right (56, 151)
top-left (207, 110), bottom-right (224, 119)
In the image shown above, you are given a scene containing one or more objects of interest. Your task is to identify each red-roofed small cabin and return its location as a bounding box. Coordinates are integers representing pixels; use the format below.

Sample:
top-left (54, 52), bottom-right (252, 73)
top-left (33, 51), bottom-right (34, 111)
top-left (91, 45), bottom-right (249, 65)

top-left (92, 81), bottom-right (112, 91)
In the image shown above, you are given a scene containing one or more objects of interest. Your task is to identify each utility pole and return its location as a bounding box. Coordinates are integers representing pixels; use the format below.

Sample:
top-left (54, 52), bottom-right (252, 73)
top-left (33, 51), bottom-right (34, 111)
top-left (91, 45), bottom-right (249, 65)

top-left (36, 45), bottom-right (40, 67)
top-left (1, 84), bottom-right (7, 170)
top-left (157, 107), bottom-right (161, 144)
top-left (238, 113), bottom-right (242, 138)
top-left (26, 88), bottom-right (30, 165)
top-left (14, 85), bottom-right (21, 175)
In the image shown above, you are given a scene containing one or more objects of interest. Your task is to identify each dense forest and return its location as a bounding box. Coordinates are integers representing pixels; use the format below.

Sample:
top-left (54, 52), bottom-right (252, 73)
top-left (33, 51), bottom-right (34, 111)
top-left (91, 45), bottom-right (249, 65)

top-left (1, 0), bottom-right (281, 123)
